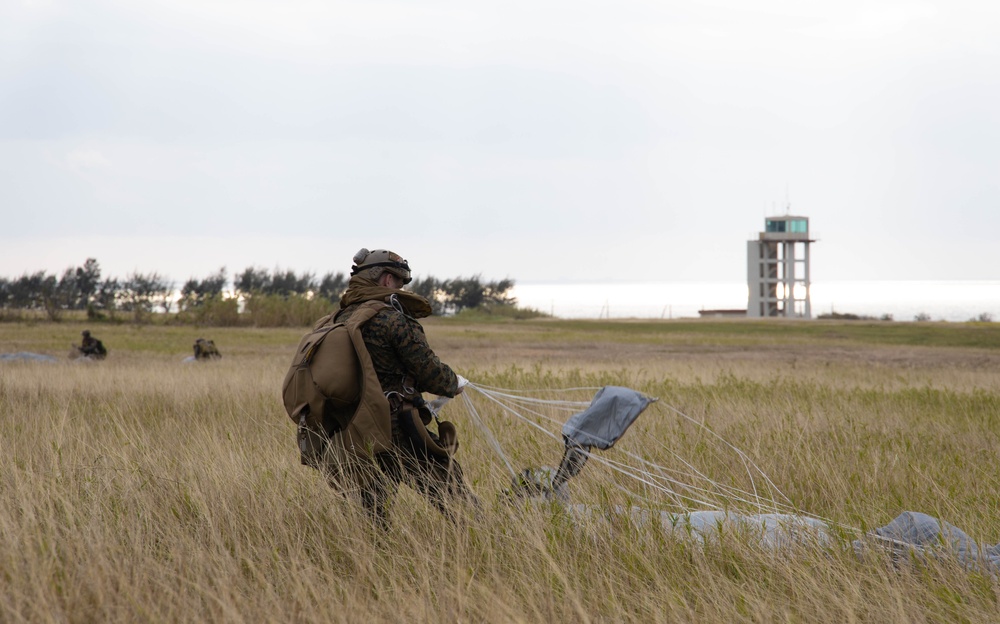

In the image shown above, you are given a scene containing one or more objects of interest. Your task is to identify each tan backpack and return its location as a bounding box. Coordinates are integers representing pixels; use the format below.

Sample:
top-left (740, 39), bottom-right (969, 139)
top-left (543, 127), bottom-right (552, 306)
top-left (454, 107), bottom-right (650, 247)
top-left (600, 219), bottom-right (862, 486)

top-left (282, 300), bottom-right (393, 465)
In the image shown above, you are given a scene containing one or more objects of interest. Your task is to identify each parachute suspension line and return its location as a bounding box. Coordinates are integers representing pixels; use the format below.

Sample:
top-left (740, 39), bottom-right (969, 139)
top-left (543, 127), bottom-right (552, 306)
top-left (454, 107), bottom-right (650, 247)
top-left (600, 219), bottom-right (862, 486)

top-left (468, 385), bottom-right (564, 444)
top-left (639, 439), bottom-right (784, 516)
top-left (637, 443), bottom-right (780, 512)
top-left (614, 452), bottom-right (778, 513)
top-left (585, 449), bottom-right (778, 513)
top-left (465, 385), bottom-right (781, 514)
top-left (461, 387), bottom-right (518, 479)
top-left (652, 404), bottom-right (846, 528)
top-left (658, 402), bottom-right (795, 509)
top-left (471, 386), bottom-right (765, 512)
top-left (471, 388), bottom-right (589, 412)
top-left (481, 395), bottom-right (581, 420)
top-left (605, 466), bottom-right (689, 510)
top-left (487, 395), bottom-right (573, 428)
top-left (580, 450), bottom-right (729, 511)
top-left (472, 383), bottom-right (604, 396)
top-left (498, 396), bottom-right (585, 414)
top-left (460, 383), bottom-right (845, 527)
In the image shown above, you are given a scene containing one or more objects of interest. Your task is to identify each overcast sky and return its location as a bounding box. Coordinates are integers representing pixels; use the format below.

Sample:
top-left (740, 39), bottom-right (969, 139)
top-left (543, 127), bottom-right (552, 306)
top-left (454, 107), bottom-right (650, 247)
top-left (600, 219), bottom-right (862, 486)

top-left (1, 0), bottom-right (998, 287)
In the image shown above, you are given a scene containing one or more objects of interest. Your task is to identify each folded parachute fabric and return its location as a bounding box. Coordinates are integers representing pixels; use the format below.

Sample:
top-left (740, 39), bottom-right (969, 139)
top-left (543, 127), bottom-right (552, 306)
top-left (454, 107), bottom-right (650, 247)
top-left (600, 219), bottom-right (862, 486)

top-left (562, 386), bottom-right (657, 450)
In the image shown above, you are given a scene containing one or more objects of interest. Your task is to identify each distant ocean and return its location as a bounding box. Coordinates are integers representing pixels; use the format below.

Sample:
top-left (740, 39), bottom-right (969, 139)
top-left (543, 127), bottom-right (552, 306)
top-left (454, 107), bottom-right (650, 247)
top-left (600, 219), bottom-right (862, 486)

top-left (509, 281), bottom-right (1000, 322)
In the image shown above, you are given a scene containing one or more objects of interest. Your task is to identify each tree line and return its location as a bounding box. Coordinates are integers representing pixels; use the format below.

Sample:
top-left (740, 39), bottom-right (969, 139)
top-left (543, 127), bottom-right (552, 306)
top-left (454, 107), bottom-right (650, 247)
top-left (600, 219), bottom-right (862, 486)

top-left (0, 258), bottom-right (526, 325)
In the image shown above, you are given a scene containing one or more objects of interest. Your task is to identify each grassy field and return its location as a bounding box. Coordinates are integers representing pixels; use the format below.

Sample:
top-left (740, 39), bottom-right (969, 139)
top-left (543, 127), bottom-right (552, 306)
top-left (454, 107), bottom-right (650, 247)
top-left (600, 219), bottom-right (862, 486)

top-left (1, 318), bottom-right (999, 622)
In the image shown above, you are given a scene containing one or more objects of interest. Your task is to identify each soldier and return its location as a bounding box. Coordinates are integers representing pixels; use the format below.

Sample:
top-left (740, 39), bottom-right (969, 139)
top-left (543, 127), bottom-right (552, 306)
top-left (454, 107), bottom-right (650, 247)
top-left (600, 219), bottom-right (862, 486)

top-left (329, 247), bottom-right (477, 525)
top-left (75, 330), bottom-right (108, 360)
top-left (193, 338), bottom-right (222, 360)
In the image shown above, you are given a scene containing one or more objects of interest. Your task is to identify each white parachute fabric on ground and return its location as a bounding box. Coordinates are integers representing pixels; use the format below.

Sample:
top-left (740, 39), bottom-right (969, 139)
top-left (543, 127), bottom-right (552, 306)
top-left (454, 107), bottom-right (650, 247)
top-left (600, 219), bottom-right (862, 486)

top-left (0, 352), bottom-right (57, 362)
top-left (566, 505), bottom-right (834, 549)
top-left (561, 386), bottom-right (656, 450)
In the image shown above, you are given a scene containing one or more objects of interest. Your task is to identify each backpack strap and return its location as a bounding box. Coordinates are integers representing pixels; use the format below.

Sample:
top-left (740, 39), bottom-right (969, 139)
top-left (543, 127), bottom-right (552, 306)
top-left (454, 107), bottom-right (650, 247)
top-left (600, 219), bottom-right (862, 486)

top-left (340, 300), bottom-right (385, 331)
top-left (339, 301), bottom-right (395, 456)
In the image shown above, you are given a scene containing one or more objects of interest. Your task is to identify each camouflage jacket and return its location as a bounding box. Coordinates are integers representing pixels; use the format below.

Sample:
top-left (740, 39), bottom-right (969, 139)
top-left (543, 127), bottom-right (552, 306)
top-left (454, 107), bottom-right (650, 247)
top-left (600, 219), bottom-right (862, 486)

top-left (337, 300), bottom-right (459, 399)
top-left (81, 337), bottom-right (107, 357)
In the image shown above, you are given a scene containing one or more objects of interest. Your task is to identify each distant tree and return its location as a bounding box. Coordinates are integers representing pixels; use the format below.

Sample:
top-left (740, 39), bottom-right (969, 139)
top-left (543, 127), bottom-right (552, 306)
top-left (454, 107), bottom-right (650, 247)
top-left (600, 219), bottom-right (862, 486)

top-left (436, 275), bottom-right (517, 315)
top-left (92, 277), bottom-right (120, 318)
top-left (44, 268), bottom-right (80, 319)
top-left (235, 267), bottom-right (316, 299)
top-left (38, 273), bottom-right (61, 320)
top-left (155, 277), bottom-right (177, 314)
top-left (409, 276), bottom-right (446, 315)
top-left (316, 271), bottom-right (347, 301)
top-left (0, 258), bottom-right (103, 317)
top-left (0, 261), bottom-right (530, 324)
top-left (180, 267), bottom-right (227, 310)
top-left (179, 279), bottom-right (199, 308)
top-left (75, 258), bottom-right (101, 309)
top-left (973, 312), bottom-right (994, 323)
top-left (482, 278), bottom-right (516, 307)
top-left (120, 271), bottom-right (172, 321)
top-left (234, 267), bottom-right (272, 297)
top-left (914, 312), bottom-right (932, 322)
top-left (26, 259), bottom-right (110, 316)
top-left (443, 276), bottom-right (485, 313)
top-left (270, 269), bottom-right (314, 297)
top-left (9, 271), bottom-right (49, 310)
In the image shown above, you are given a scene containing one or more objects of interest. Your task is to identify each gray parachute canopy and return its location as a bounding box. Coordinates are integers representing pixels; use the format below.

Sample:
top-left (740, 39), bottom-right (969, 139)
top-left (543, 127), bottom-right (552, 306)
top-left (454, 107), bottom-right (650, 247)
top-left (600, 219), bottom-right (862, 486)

top-left (561, 386), bottom-right (657, 450)
top-left (519, 385), bottom-right (659, 495)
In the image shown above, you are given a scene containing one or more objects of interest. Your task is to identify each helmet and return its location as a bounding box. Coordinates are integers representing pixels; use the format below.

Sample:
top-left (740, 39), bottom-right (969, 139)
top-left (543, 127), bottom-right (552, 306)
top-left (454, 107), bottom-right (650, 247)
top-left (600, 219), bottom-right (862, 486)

top-left (351, 248), bottom-right (412, 284)
top-left (82, 330), bottom-right (91, 337)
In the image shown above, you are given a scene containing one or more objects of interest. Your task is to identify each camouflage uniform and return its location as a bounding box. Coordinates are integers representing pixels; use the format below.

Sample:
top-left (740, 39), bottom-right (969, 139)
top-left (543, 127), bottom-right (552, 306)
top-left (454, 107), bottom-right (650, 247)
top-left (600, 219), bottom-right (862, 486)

top-left (193, 338), bottom-right (222, 360)
top-left (340, 302), bottom-right (459, 398)
top-left (335, 298), bottom-right (474, 524)
top-left (79, 334), bottom-right (107, 360)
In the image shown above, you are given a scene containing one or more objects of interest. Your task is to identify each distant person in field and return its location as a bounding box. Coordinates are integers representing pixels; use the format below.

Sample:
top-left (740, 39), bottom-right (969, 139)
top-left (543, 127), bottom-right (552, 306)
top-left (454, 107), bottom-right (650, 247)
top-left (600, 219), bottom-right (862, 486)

top-left (74, 330), bottom-right (107, 360)
top-left (193, 338), bottom-right (222, 361)
top-left (323, 247), bottom-right (477, 526)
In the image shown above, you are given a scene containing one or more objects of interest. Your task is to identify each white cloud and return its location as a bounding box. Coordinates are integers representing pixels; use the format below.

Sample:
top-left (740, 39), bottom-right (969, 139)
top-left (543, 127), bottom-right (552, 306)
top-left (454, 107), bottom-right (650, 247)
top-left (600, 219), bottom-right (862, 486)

top-left (0, 0), bottom-right (998, 285)
top-left (65, 148), bottom-right (111, 172)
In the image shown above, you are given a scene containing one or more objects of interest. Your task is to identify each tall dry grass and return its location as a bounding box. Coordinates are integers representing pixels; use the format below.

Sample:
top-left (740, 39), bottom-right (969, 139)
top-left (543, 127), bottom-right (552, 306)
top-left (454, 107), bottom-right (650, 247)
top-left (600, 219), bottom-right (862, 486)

top-left (1, 321), bottom-right (998, 622)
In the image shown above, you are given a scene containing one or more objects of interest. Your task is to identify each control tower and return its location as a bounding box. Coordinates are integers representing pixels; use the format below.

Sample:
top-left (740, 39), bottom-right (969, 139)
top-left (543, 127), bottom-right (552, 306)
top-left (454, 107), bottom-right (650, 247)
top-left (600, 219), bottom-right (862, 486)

top-left (747, 216), bottom-right (815, 318)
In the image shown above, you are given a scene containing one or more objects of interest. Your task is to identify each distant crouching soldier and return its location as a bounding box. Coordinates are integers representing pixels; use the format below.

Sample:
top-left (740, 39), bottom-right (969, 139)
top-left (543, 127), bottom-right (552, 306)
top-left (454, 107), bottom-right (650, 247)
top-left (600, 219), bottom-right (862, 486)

top-left (193, 338), bottom-right (222, 361)
top-left (74, 330), bottom-right (108, 360)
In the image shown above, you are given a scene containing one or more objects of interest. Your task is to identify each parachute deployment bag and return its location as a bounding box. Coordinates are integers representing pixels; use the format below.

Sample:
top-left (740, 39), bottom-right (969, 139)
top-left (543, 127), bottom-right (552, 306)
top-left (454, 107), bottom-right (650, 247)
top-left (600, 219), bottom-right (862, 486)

top-left (282, 301), bottom-right (390, 466)
top-left (389, 394), bottom-right (460, 461)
